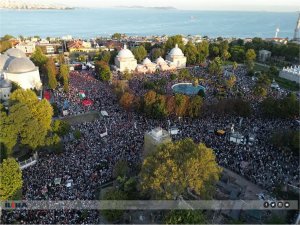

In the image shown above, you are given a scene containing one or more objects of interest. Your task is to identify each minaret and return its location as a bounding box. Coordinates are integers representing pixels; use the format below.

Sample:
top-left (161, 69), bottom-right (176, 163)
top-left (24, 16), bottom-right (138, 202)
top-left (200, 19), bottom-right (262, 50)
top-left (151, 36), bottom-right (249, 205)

top-left (293, 13), bottom-right (300, 41)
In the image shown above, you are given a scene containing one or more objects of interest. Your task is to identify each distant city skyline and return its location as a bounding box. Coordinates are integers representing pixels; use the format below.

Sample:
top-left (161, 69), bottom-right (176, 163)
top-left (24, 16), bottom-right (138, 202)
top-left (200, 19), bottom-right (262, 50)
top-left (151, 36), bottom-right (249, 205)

top-left (7, 0), bottom-right (300, 11)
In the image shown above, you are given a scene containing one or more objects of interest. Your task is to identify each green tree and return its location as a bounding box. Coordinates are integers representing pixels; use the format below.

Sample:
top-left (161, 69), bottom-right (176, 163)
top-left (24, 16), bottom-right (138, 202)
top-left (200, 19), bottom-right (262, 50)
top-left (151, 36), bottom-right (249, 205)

top-left (60, 64), bottom-right (70, 92)
top-left (4, 89), bottom-right (54, 150)
top-left (196, 40), bottom-right (209, 64)
top-left (178, 68), bottom-right (191, 80)
top-left (132, 45), bottom-right (147, 63)
top-left (225, 74), bottom-right (237, 90)
top-left (0, 158), bottom-right (23, 200)
top-left (184, 41), bottom-right (198, 65)
top-left (95, 60), bottom-right (112, 81)
top-left (113, 160), bottom-right (130, 178)
top-left (232, 61), bottom-right (238, 74)
top-left (101, 189), bottom-right (128, 222)
top-left (174, 94), bottom-right (189, 117)
top-left (58, 53), bottom-right (65, 64)
top-left (140, 138), bottom-right (222, 199)
top-left (165, 210), bottom-right (206, 224)
top-left (229, 45), bottom-right (245, 63)
top-left (151, 48), bottom-right (164, 61)
top-left (254, 73), bottom-right (271, 97)
top-left (219, 40), bottom-right (230, 61)
top-left (208, 57), bottom-right (223, 77)
top-left (165, 35), bottom-right (184, 53)
top-left (121, 69), bottom-right (132, 80)
top-left (31, 47), bottom-right (48, 68)
top-left (188, 96), bottom-right (203, 118)
top-left (52, 120), bottom-right (71, 137)
top-left (46, 58), bottom-right (57, 89)
top-left (111, 33), bottom-right (122, 40)
top-left (98, 50), bottom-right (111, 64)
top-left (245, 49), bottom-right (256, 70)
top-left (0, 40), bottom-right (12, 53)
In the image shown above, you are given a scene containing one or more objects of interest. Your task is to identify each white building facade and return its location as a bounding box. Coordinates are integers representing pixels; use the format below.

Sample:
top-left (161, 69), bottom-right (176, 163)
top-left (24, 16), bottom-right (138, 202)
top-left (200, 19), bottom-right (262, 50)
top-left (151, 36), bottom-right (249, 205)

top-left (114, 45), bottom-right (137, 72)
top-left (0, 48), bottom-right (42, 90)
top-left (166, 44), bottom-right (187, 69)
top-left (279, 66), bottom-right (300, 84)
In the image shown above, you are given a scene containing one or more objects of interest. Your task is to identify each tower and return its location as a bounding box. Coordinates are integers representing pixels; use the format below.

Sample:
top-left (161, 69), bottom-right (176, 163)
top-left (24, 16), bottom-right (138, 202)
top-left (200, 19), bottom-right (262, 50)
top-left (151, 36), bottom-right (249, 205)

top-left (293, 13), bottom-right (300, 41)
top-left (275, 27), bottom-right (280, 38)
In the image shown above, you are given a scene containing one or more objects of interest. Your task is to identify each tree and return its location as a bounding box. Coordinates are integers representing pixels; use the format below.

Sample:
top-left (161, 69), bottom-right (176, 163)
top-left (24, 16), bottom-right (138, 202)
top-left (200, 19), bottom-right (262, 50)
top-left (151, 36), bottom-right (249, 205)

top-left (0, 158), bottom-right (23, 200)
top-left (165, 210), bottom-right (206, 224)
top-left (101, 188), bottom-right (128, 222)
top-left (174, 94), bottom-right (189, 117)
top-left (254, 73), bottom-right (271, 97)
top-left (225, 74), bottom-right (237, 90)
top-left (98, 51), bottom-right (111, 64)
top-left (151, 48), bottom-right (164, 61)
top-left (165, 35), bottom-right (184, 53)
top-left (46, 58), bottom-right (57, 89)
top-left (132, 45), bottom-right (147, 63)
top-left (219, 40), bottom-right (230, 61)
top-left (113, 160), bottom-right (130, 178)
top-left (119, 92), bottom-right (135, 111)
top-left (196, 40), bottom-right (209, 64)
top-left (245, 49), bottom-right (256, 70)
top-left (52, 120), bottom-right (71, 137)
top-left (111, 33), bottom-right (122, 40)
top-left (232, 61), bottom-right (238, 74)
top-left (178, 69), bottom-right (191, 80)
top-left (229, 45), bottom-right (245, 63)
top-left (31, 47), bottom-right (48, 68)
top-left (188, 96), bottom-right (203, 118)
top-left (2, 89), bottom-right (54, 151)
top-left (95, 60), bottom-right (112, 81)
top-left (140, 138), bottom-right (222, 199)
top-left (208, 57), bottom-right (223, 77)
top-left (58, 53), bottom-right (65, 64)
top-left (121, 69), bottom-right (132, 80)
top-left (0, 40), bottom-right (12, 53)
top-left (59, 64), bottom-right (70, 92)
top-left (184, 41), bottom-right (198, 65)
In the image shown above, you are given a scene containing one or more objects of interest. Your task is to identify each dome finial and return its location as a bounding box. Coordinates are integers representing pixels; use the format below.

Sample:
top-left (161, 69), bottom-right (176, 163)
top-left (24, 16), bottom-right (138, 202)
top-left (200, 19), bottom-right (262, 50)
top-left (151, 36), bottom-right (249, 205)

top-left (124, 44), bottom-right (127, 49)
top-left (175, 44), bottom-right (178, 48)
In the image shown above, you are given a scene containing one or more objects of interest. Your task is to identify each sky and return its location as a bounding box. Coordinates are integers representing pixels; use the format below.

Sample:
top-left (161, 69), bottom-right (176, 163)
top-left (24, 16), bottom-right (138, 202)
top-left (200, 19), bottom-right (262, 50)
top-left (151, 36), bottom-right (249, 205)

top-left (19, 0), bottom-right (300, 11)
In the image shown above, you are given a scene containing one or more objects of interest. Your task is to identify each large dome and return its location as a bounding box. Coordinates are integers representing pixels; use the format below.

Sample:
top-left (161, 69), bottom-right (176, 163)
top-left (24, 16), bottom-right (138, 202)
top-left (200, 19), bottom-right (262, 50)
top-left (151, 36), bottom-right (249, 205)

top-left (5, 48), bottom-right (27, 58)
top-left (0, 54), bottom-right (11, 71)
top-left (117, 45), bottom-right (135, 59)
top-left (169, 44), bottom-right (184, 56)
top-left (7, 58), bottom-right (36, 73)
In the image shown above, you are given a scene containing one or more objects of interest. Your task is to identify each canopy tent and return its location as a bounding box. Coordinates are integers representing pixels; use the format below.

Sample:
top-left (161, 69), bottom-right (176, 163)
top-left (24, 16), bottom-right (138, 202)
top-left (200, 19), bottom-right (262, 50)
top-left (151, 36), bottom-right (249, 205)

top-left (43, 90), bottom-right (51, 101)
top-left (101, 110), bottom-right (109, 117)
top-left (82, 99), bottom-right (93, 106)
top-left (216, 130), bottom-right (226, 135)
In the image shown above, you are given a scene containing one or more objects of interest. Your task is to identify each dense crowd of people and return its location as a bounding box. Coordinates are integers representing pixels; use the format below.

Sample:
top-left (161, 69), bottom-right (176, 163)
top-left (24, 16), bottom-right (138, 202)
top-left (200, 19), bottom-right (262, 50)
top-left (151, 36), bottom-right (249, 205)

top-left (2, 65), bottom-right (299, 224)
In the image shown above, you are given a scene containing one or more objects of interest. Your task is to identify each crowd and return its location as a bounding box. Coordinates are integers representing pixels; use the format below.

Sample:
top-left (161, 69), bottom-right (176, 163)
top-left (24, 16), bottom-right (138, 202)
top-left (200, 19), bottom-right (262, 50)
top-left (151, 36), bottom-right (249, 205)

top-left (2, 66), bottom-right (299, 224)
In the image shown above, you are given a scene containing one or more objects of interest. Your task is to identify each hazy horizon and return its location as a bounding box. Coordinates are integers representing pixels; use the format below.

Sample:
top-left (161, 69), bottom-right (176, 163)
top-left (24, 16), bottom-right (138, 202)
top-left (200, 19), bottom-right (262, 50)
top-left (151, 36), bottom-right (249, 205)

top-left (4, 0), bottom-right (300, 12)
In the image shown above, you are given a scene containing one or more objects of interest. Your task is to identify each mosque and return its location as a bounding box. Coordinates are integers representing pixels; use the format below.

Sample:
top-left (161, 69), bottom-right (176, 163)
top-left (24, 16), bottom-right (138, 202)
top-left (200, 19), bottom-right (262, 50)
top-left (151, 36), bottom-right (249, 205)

top-left (0, 48), bottom-right (42, 101)
top-left (114, 44), bottom-right (187, 73)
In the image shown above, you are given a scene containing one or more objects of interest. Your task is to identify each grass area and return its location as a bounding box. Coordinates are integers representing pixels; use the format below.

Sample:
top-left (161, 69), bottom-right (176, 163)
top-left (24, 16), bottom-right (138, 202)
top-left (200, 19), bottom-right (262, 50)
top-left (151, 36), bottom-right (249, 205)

top-left (223, 60), bottom-right (234, 66)
top-left (253, 63), bottom-right (269, 72)
top-left (275, 77), bottom-right (300, 92)
top-left (61, 111), bottom-right (100, 125)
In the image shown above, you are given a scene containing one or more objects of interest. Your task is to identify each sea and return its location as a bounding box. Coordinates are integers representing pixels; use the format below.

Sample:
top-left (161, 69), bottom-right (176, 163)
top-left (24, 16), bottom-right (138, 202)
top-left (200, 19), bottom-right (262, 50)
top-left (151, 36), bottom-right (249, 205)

top-left (0, 8), bottom-right (298, 39)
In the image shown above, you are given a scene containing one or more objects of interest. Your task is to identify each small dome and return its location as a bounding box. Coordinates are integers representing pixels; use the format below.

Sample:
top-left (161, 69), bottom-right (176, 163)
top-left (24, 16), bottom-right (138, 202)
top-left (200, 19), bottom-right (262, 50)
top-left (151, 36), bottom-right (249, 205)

top-left (156, 56), bottom-right (166, 64)
top-left (0, 79), bottom-right (12, 88)
top-left (7, 58), bottom-right (36, 73)
top-left (168, 44), bottom-right (184, 56)
top-left (5, 48), bottom-right (27, 58)
top-left (142, 57), bottom-right (152, 65)
top-left (117, 44), bottom-right (135, 59)
top-left (0, 54), bottom-right (11, 71)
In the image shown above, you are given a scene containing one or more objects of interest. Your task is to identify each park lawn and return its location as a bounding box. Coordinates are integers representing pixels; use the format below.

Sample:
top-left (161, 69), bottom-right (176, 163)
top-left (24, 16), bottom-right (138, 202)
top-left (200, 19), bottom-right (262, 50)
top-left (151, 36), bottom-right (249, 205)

top-left (253, 63), bottom-right (269, 72)
top-left (275, 77), bottom-right (300, 92)
top-left (61, 111), bottom-right (100, 125)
